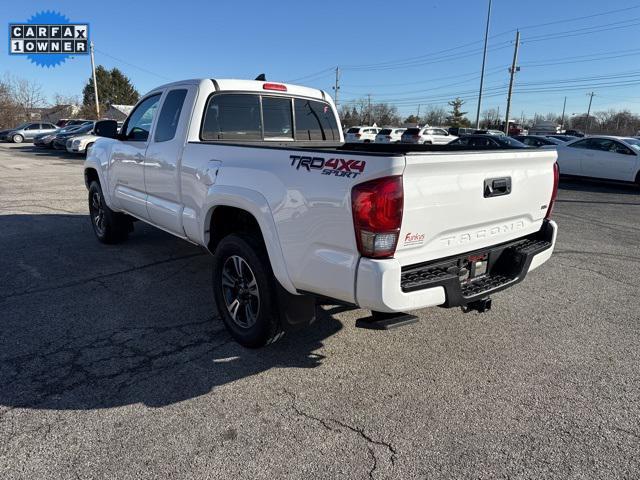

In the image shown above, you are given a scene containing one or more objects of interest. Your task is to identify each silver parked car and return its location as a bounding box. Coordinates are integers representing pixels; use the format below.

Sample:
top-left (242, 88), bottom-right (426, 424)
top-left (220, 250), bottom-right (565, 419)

top-left (3, 122), bottom-right (58, 143)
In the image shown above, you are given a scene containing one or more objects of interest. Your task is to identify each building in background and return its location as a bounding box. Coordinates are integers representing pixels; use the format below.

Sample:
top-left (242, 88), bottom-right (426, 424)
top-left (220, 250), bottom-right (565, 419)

top-left (103, 104), bottom-right (134, 121)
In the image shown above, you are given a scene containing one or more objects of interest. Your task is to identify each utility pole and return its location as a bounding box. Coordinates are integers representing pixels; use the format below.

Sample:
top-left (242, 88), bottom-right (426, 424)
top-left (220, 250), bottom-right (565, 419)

top-left (367, 93), bottom-right (372, 125)
top-left (475, 0), bottom-right (492, 129)
top-left (332, 66), bottom-right (340, 110)
top-left (503, 30), bottom-right (520, 134)
top-left (559, 96), bottom-right (567, 131)
top-left (416, 104), bottom-right (421, 123)
top-left (90, 41), bottom-right (100, 118)
top-left (585, 92), bottom-right (595, 133)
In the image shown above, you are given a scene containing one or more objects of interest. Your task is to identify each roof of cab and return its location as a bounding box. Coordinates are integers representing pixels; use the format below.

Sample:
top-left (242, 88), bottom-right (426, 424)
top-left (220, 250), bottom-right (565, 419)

top-left (145, 78), bottom-right (330, 102)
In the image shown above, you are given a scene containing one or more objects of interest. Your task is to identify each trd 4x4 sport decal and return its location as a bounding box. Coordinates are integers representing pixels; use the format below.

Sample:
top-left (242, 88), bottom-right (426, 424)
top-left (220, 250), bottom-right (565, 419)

top-left (290, 155), bottom-right (366, 178)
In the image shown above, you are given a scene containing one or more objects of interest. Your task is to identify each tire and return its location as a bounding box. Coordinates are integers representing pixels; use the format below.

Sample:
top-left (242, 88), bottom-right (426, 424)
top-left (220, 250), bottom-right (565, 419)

top-left (88, 181), bottom-right (131, 244)
top-left (212, 234), bottom-right (284, 348)
top-left (12, 134), bottom-right (23, 143)
top-left (423, 140), bottom-right (432, 145)
top-left (364, 139), bottom-right (371, 143)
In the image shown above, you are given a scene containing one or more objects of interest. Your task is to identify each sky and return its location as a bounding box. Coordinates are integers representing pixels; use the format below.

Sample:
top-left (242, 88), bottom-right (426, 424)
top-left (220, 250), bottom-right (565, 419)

top-left (2, 0), bottom-right (640, 122)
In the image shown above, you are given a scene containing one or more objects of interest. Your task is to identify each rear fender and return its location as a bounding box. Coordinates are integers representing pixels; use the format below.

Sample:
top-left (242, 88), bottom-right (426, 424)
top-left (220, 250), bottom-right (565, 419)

top-left (202, 186), bottom-right (296, 294)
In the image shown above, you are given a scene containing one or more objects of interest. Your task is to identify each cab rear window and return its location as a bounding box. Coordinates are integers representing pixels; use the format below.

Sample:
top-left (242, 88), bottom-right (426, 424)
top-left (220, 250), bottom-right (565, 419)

top-left (201, 93), bottom-right (338, 142)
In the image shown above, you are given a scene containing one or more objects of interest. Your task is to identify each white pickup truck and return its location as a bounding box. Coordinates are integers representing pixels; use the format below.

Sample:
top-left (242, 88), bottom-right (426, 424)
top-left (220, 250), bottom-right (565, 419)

top-left (84, 78), bottom-right (558, 347)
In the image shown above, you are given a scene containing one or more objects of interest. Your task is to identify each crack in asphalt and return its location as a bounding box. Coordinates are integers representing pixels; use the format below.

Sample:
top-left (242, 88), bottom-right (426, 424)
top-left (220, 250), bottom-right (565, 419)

top-left (2, 318), bottom-right (230, 411)
top-left (554, 249), bottom-right (640, 263)
top-left (0, 252), bottom-right (206, 302)
top-left (554, 259), bottom-right (638, 290)
top-left (282, 388), bottom-right (397, 476)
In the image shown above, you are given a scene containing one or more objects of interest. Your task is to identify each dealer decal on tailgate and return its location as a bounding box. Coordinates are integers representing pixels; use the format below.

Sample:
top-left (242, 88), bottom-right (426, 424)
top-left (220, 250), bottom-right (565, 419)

top-left (290, 155), bottom-right (365, 178)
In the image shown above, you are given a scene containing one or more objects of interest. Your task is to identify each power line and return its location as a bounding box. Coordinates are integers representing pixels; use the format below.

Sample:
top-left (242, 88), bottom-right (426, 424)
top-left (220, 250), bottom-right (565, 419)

top-left (285, 67), bottom-right (335, 84)
top-left (94, 48), bottom-right (172, 81)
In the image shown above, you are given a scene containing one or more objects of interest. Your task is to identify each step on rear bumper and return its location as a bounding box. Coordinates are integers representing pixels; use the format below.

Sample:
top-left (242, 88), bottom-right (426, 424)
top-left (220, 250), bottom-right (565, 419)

top-left (355, 220), bottom-right (557, 313)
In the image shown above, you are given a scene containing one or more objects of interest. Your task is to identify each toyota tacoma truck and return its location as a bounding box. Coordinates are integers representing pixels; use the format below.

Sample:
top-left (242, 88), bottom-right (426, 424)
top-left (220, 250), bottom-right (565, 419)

top-left (84, 78), bottom-right (558, 347)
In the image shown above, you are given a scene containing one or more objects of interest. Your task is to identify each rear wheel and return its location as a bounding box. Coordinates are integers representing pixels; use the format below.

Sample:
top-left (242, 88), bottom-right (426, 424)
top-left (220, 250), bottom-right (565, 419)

top-left (88, 181), bottom-right (131, 244)
top-left (212, 234), bottom-right (284, 348)
top-left (423, 140), bottom-right (432, 145)
top-left (12, 134), bottom-right (23, 143)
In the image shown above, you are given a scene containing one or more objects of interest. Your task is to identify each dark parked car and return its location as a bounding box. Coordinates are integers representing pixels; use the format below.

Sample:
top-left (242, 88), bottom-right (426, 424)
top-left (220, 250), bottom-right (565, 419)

top-left (34, 125), bottom-right (83, 148)
top-left (563, 129), bottom-right (585, 137)
top-left (511, 135), bottom-right (562, 148)
top-left (56, 118), bottom-right (93, 128)
top-left (448, 127), bottom-right (475, 136)
top-left (52, 122), bottom-right (94, 149)
top-left (546, 134), bottom-right (577, 142)
top-left (448, 134), bottom-right (528, 148)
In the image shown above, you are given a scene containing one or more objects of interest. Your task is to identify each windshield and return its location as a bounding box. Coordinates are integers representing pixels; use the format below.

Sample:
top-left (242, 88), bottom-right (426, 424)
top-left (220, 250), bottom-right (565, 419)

top-left (13, 123), bottom-right (29, 130)
top-left (60, 126), bottom-right (81, 134)
top-left (404, 128), bottom-right (420, 135)
top-left (379, 129), bottom-right (392, 135)
top-left (624, 138), bottom-right (640, 150)
top-left (346, 128), bottom-right (360, 133)
top-left (497, 136), bottom-right (527, 147)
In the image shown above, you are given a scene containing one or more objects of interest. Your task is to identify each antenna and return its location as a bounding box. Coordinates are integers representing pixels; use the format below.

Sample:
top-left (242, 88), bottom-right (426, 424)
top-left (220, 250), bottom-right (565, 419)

top-left (255, 73), bottom-right (266, 81)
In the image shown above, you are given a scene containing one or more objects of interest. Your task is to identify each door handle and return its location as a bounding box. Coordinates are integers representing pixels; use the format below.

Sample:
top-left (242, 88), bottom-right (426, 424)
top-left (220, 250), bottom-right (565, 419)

top-left (484, 177), bottom-right (512, 198)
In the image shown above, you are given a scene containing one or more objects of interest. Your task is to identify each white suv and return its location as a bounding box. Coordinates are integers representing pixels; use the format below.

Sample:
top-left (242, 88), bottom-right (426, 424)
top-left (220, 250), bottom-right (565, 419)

top-left (345, 126), bottom-right (381, 143)
top-left (401, 126), bottom-right (456, 145)
top-left (375, 128), bottom-right (406, 143)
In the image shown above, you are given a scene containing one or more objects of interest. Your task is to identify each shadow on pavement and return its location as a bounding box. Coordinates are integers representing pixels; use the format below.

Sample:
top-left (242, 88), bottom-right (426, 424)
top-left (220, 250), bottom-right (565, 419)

top-left (0, 214), bottom-right (344, 410)
top-left (559, 177), bottom-right (639, 196)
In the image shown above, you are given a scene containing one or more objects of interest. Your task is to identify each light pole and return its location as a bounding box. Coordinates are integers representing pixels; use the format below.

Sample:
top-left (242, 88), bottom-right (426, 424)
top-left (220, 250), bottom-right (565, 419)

top-left (475, 0), bottom-right (492, 129)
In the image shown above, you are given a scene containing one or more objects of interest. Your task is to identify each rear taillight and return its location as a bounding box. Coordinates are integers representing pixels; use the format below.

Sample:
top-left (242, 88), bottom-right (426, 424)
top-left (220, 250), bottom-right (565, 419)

top-left (385, 135), bottom-right (392, 139)
top-left (545, 162), bottom-right (559, 219)
top-left (355, 133), bottom-right (361, 138)
top-left (351, 176), bottom-right (403, 258)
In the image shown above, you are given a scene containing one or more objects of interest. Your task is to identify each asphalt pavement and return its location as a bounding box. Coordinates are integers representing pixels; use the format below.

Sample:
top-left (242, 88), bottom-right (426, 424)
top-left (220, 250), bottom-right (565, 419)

top-left (1, 142), bottom-right (639, 479)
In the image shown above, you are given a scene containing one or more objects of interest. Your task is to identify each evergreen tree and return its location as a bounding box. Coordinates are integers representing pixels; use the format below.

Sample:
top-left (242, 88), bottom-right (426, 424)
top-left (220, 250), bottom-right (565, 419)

top-left (81, 66), bottom-right (140, 118)
top-left (447, 97), bottom-right (470, 127)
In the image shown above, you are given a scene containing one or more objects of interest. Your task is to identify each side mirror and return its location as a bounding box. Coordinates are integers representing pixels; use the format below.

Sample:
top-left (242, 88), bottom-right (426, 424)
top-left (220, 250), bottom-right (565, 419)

top-left (94, 120), bottom-right (119, 139)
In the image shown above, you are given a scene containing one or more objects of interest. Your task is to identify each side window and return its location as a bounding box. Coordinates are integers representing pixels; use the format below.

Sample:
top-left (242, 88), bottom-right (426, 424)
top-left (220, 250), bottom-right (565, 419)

top-left (610, 141), bottom-right (633, 155)
top-left (201, 94), bottom-right (262, 140)
top-left (154, 89), bottom-right (188, 142)
top-left (587, 138), bottom-right (613, 151)
top-left (123, 94), bottom-right (161, 141)
top-left (294, 99), bottom-right (339, 141)
top-left (26, 124), bottom-right (39, 130)
top-left (262, 97), bottom-right (293, 139)
top-left (569, 139), bottom-right (590, 149)
top-left (435, 129), bottom-right (447, 135)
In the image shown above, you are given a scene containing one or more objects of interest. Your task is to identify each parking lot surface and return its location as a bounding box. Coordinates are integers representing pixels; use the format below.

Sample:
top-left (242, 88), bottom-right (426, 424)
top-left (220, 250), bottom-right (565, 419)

top-left (1, 142), bottom-right (639, 479)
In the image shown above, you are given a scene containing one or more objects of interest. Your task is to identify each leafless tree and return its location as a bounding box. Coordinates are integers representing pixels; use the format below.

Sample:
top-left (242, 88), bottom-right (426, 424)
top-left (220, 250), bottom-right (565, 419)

top-left (8, 75), bottom-right (47, 118)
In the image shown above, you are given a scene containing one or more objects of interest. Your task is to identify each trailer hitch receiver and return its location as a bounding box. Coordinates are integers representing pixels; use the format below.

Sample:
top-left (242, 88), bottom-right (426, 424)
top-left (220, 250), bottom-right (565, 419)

top-left (461, 297), bottom-right (492, 313)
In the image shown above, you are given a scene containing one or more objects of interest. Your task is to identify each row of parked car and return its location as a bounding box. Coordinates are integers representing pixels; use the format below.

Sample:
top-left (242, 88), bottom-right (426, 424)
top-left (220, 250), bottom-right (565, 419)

top-left (344, 124), bottom-right (640, 184)
top-left (0, 119), bottom-right (123, 155)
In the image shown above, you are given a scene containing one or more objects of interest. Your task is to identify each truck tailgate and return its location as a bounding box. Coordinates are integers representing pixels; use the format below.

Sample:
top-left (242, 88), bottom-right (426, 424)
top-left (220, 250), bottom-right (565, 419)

top-left (396, 149), bottom-right (557, 264)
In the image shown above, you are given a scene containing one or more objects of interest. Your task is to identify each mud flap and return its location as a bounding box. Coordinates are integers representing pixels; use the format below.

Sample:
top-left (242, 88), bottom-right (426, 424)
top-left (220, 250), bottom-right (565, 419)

top-left (276, 284), bottom-right (317, 331)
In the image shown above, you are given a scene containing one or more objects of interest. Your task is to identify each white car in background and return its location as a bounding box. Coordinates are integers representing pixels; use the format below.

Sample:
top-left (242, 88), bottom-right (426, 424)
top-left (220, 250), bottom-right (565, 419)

top-left (556, 136), bottom-right (640, 184)
top-left (66, 132), bottom-right (100, 155)
top-left (344, 126), bottom-right (381, 143)
top-left (375, 128), bottom-right (406, 143)
top-left (401, 126), bottom-right (456, 145)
